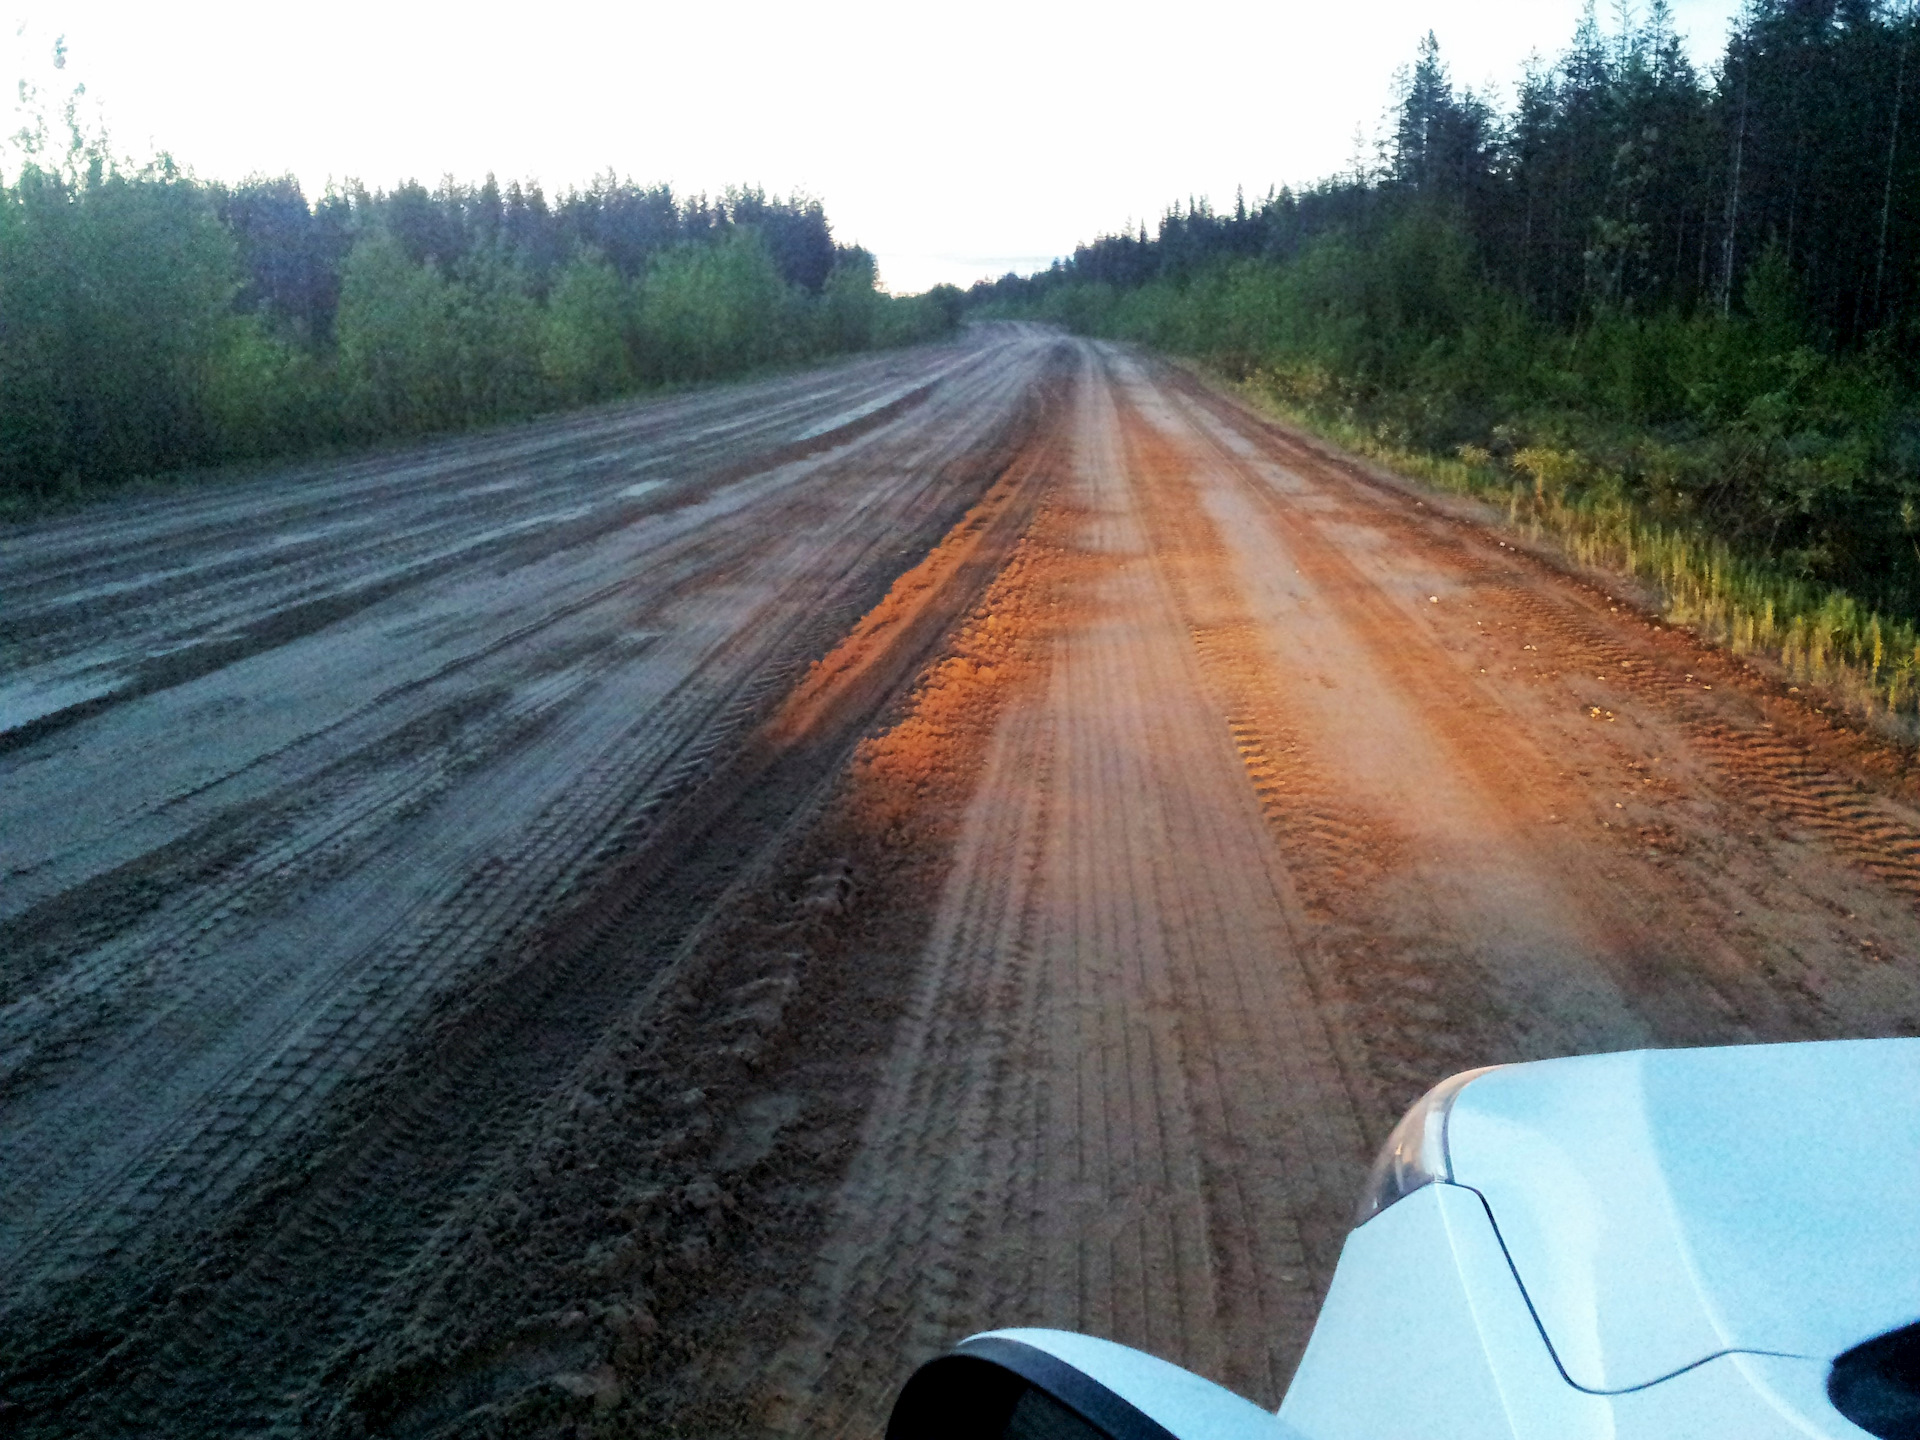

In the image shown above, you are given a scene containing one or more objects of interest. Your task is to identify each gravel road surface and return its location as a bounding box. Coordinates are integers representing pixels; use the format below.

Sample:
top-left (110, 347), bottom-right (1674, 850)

top-left (3, 330), bottom-right (1918, 1436)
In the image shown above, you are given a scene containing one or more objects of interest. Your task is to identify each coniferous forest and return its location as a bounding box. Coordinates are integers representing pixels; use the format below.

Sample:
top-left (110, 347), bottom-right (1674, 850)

top-left (980, 1), bottom-right (1920, 714)
top-left (0, 57), bottom-right (962, 502)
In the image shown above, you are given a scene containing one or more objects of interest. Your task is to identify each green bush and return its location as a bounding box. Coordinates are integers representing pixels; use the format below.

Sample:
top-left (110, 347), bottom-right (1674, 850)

top-left (543, 252), bottom-right (635, 403)
top-left (335, 230), bottom-right (465, 435)
top-left (0, 72), bottom-right (962, 503)
top-left (0, 164), bottom-right (239, 491)
top-left (637, 230), bottom-right (792, 383)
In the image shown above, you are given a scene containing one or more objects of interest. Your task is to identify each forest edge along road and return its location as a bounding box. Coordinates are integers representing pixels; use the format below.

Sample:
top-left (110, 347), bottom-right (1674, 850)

top-left (4, 327), bottom-right (1920, 1436)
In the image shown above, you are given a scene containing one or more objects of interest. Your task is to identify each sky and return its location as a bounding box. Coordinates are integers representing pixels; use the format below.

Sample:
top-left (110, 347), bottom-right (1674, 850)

top-left (8, 1), bottom-right (1746, 295)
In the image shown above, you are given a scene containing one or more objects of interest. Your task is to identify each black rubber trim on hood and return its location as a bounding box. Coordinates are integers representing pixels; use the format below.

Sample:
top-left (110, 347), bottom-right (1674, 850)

top-left (1831, 1322), bottom-right (1920, 1440)
top-left (885, 1335), bottom-right (1182, 1440)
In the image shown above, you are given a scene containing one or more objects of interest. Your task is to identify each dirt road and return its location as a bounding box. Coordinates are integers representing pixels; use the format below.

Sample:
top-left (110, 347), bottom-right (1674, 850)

top-left (4, 331), bottom-right (1920, 1436)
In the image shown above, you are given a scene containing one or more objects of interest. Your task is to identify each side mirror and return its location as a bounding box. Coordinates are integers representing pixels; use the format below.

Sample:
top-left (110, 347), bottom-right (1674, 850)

top-left (886, 1330), bottom-right (1298, 1440)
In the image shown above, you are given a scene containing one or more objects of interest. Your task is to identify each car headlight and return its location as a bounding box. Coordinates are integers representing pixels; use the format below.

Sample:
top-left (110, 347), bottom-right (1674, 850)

top-left (1355, 1066), bottom-right (1501, 1224)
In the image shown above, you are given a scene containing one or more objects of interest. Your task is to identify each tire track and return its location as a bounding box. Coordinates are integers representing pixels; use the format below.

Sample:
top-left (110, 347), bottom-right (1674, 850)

top-left (0, 347), bottom-right (996, 747)
top-left (1490, 581), bottom-right (1920, 898)
top-left (0, 334), bottom-right (1078, 1436)
top-left (1168, 368), bottom-right (1920, 913)
top-left (742, 345), bottom-right (1920, 1440)
top-left (765, 348), bottom-right (1373, 1436)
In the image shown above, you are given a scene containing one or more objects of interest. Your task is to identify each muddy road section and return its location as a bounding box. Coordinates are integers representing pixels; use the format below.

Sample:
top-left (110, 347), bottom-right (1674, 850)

top-left (7, 334), bottom-right (1920, 1437)
top-left (0, 326), bottom-right (1071, 1429)
top-left (741, 347), bottom-right (1920, 1435)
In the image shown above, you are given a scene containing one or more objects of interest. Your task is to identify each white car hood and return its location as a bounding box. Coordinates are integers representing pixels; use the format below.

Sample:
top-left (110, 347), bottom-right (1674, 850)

top-left (1444, 1038), bottom-right (1920, 1393)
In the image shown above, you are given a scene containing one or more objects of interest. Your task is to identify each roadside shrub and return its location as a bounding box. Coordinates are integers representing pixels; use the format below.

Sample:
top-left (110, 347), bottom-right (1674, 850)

top-left (335, 230), bottom-right (465, 436)
top-left (0, 163), bottom-right (239, 491)
top-left (543, 252), bottom-right (635, 403)
top-left (637, 230), bottom-right (790, 383)
top-left (0, 61), bottom-right (962, 503)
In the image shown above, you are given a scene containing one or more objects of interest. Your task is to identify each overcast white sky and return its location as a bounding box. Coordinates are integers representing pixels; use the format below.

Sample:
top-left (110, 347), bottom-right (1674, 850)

top-left (9, 1), bottom-right (1744, 294)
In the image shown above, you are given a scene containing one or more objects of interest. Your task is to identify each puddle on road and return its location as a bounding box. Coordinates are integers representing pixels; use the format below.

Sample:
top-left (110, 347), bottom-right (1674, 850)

top-left (620, 481), bottom-right (666, 500)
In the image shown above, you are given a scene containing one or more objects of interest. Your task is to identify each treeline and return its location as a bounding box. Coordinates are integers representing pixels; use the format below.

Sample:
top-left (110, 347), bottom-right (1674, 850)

top-left (1, 91), bottom-right (962, 498)
top-left (978, 1), bottom-right (1920, 714)
top-left (1018, 0), bottom-right (1920, 342)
